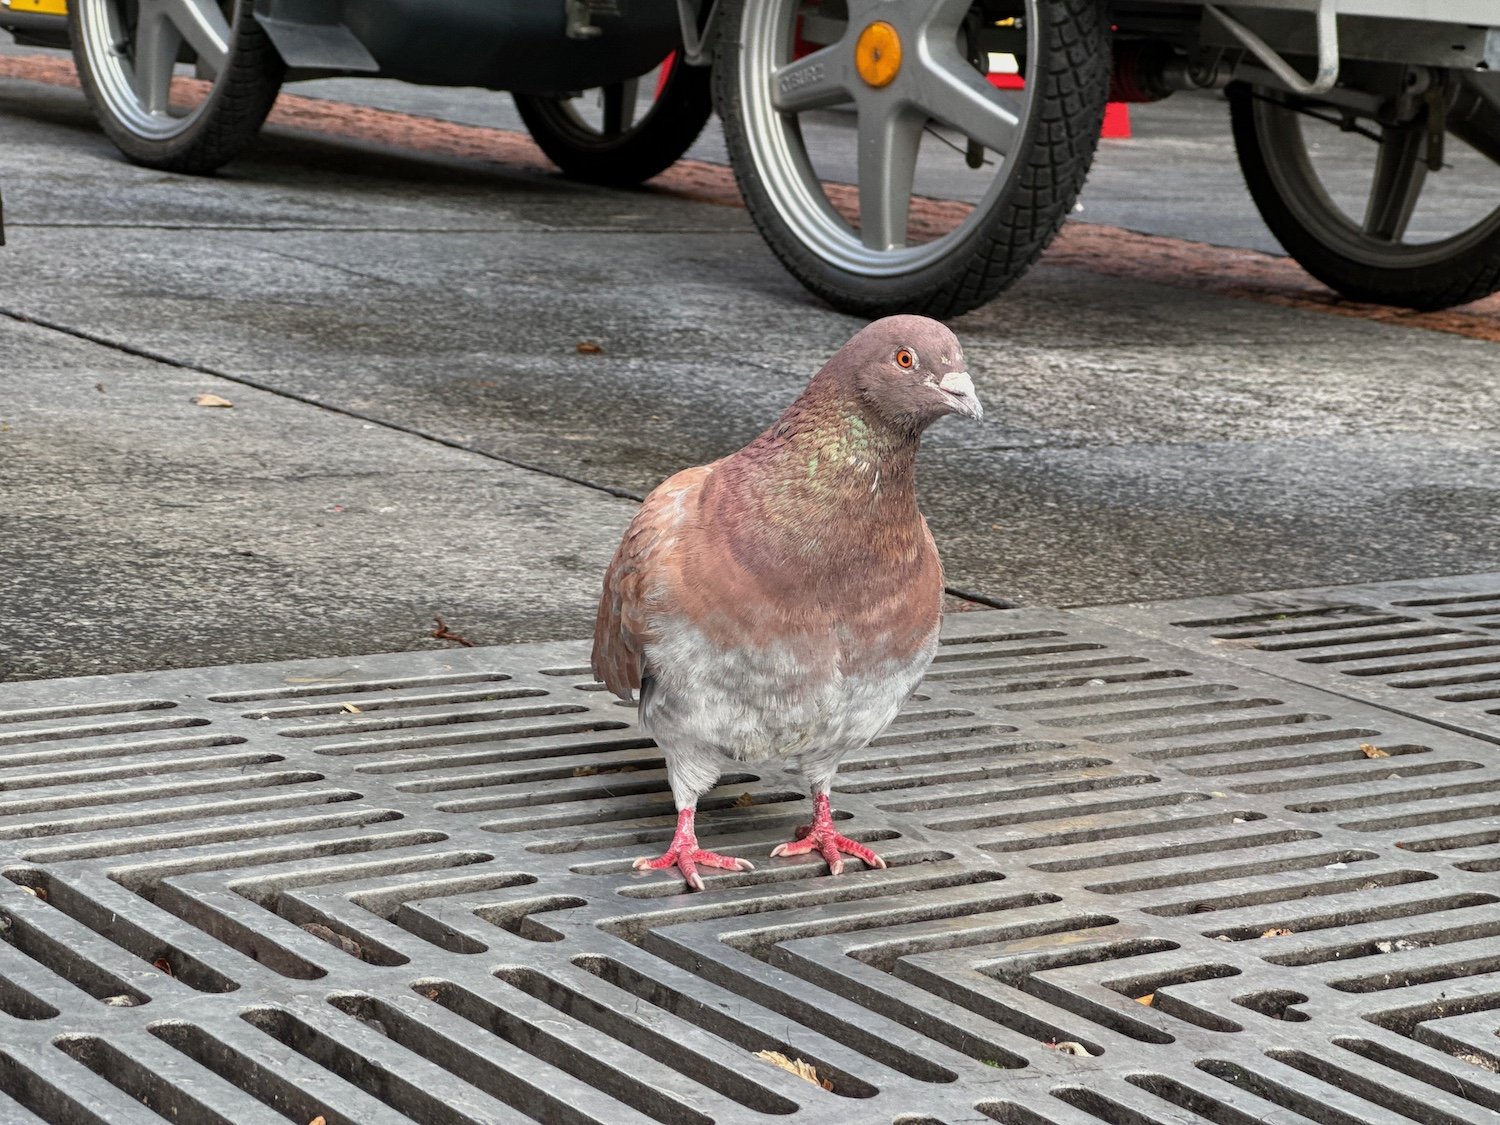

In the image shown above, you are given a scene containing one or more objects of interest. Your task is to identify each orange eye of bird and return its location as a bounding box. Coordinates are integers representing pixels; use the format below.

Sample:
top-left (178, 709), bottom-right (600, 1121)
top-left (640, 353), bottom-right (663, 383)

top-left (896, 348), bottom-right (915, 369)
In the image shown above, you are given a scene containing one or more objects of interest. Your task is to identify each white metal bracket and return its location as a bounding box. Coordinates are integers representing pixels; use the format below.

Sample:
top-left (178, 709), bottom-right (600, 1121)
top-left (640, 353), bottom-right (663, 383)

top-left (1204, 1), bottom-right (1339, 96)
top-left (675, 0), bottom-right (721, 67)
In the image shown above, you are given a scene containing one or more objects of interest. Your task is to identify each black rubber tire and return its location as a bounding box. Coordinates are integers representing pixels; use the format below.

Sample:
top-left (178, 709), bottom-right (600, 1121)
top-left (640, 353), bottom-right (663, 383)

top-left (1228, 81), bottom-right (1500, 310)
top-left (70, 0), bottom-right (284, 175)
top-left (715, 0), bottom-right (1111, 318)
top-left (514, 58), bottom-right (713, 187)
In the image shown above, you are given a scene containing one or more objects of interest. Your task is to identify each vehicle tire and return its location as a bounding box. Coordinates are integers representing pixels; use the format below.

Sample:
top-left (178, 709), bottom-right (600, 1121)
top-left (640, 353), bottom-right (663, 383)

top-left (70, 0), bottom-right (285, 174)
top-left (1229, 78), bottom-right (1500, 310)
top-left (514, 54), bottom-right (713, 186)
top-left (716, 0), bottom-right (1110, 318)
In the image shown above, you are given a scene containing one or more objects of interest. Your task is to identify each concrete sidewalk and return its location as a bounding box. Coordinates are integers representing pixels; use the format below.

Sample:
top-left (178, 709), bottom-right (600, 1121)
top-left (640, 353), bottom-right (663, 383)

top-left (1, 46), bottom-right (1498, 685)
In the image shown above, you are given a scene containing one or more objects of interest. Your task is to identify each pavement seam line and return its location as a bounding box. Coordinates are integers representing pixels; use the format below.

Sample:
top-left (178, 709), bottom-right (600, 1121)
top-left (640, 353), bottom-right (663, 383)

top-left (7, 52), bottom-right (1500, 343)
top-left (0, 305), bottom-right (648, 502)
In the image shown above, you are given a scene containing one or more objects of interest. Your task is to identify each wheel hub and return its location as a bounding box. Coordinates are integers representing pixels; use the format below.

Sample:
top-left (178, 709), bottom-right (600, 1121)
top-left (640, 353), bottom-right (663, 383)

top-left (855, 20), bottom-right (902, 88)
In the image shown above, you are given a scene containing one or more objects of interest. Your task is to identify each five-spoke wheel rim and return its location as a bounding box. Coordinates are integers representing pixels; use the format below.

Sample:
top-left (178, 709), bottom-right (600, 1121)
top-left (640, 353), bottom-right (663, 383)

top-left (1251, 87), bottom-right (1500, 270)
top-left (738, 0), bottom-right (1038, 278)
top-left (542, 72), bottom-right (656, 145)
top-left (76, 0), bottom-right (236, 141)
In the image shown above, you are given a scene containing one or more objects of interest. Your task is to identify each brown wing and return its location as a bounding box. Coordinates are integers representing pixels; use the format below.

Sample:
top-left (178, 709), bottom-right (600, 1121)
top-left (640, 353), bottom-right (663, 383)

top-left (591, 463), bottom-right (714, 702)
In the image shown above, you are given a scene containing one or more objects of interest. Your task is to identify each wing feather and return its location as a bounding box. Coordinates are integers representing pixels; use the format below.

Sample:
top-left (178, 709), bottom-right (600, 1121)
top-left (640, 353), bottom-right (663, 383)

top-left (591, 464), bottom-right (713, 701)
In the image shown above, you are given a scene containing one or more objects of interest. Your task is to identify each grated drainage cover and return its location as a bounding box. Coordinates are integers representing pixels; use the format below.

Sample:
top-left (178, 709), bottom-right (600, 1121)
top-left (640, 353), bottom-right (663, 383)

top-left (1, 598), bottom-right (1499, 1123)
top-left (1083, 573), bottom-right (1500, 749)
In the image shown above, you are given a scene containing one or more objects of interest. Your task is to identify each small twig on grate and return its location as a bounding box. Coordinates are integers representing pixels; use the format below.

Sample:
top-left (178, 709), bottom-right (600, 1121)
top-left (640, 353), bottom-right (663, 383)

top-left (431, 616), bottom-right (476, 648)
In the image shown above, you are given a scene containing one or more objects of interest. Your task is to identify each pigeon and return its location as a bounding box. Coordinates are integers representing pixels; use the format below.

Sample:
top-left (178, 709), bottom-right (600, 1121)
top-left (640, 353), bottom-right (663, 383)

top-left (592, 315), bottom-right (981, 891)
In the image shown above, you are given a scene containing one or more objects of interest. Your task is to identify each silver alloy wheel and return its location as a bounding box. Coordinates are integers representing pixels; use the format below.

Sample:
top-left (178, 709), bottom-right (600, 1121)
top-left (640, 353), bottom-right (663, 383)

top-left (75, 0), bottom-right (235, 141)
top-left (71, 0), bottom-right (282, 174)
top-left (736, 0), bottom-right (1039, 278)
top-left (1249, 90), bottom-right (1500, 271)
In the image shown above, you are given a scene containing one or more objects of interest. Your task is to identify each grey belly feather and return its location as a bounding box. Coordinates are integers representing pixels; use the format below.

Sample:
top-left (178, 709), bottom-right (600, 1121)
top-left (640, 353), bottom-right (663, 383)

top-left (640, 619), bottom-right (936, 806)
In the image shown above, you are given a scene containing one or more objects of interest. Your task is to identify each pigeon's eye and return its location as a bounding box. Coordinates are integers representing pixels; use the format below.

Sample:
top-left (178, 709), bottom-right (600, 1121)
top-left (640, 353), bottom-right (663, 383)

top-left (896, 348), bottom-right (915, 369)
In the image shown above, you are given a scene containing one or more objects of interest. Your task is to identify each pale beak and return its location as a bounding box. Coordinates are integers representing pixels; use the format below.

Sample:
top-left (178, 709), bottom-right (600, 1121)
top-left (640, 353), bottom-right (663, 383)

top-left (936, 370), bottom-right (982, 420)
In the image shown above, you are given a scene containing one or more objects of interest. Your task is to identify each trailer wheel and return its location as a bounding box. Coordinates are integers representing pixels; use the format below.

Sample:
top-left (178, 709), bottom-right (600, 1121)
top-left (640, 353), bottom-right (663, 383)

top-left (515, 54), bottom-right (713, 186)
top-left (1230, 76), bottom-right (1500, 309)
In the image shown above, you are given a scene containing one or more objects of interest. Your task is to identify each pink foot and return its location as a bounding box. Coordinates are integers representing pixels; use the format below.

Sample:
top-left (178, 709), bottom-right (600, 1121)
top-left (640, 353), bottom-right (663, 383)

top-left (770, 792), bottom-right (887, 876)
top-left (634, 807), bottom-right (753, 892)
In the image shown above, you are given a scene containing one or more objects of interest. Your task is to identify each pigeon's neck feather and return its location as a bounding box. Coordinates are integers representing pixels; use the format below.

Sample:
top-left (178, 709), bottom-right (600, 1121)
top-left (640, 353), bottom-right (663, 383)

top-left (741, 379), bottom-right (921, 503)
top-left (689, 382), bottom-right (933, 602)
top-left (658, 376), bottom-right (944, 669)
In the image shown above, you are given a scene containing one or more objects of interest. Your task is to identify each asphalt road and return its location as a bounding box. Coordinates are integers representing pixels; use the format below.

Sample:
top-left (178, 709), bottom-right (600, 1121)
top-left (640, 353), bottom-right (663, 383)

top-left (2, 41), bottom-right (1498, 682)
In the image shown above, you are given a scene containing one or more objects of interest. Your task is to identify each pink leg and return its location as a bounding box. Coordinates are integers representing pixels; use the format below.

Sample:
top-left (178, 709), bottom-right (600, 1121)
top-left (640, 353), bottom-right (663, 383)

top-left (634, 807), bottom-right (754, 892)
top-left (770, 792), bottom-right (887, 876)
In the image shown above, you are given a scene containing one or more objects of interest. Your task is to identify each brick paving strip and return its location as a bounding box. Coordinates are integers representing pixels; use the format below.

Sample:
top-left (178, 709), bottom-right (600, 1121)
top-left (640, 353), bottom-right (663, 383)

top-left (7, 51), bottom-right (1500, 342)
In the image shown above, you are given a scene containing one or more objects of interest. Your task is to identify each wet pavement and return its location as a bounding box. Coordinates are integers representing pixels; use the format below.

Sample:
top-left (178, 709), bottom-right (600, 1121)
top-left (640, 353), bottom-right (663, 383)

top-left (1, 42), bottom-right (1497, 682)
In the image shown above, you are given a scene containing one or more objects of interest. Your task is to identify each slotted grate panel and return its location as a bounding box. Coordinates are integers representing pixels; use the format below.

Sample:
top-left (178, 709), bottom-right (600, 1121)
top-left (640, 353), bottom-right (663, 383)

top-left (1084, 573), bottom-right (1500, 749)
top-left (2, 605), bottom-right (1499, 1124)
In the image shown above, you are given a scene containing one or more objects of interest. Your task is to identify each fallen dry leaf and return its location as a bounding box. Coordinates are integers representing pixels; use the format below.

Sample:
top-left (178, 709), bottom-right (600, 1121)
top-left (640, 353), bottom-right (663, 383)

top-left (1045, 1040), bottom-right (1095, 1056)
top-left (755, 1050), bottom-right (833, 1091)
top-left (735, 792), bottom-right (755, 808)
top-left (1135, 994), bottom-right (1155, 1006)
top-left (572, 765), bottom-right (599, 778)
top-left (1360, 743), bottom-right (1390, 759)
top-left (152, 958), bottom-right (174, 976)
top-left (1376, 938), bottom-right (1422, 954)
top-left (192, 393), bottom-right (234, 408)
top-left (16, 885), bottom-right (45, 900)
top-left (1455, 1052), bottom-right (1500, 1073)
top-left (341, 703), bottom-right (362, 714)
top-left (309, 1117), bottom-right (327, 1125)
top-left (576, 340), bottom-right (603, 354)
top-left (1261, 928), bottom-right (1294, 938)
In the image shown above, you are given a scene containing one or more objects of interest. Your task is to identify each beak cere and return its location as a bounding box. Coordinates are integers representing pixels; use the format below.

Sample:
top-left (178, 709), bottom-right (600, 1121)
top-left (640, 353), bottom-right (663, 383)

top-left (936, 370), bottom-right (983, 420)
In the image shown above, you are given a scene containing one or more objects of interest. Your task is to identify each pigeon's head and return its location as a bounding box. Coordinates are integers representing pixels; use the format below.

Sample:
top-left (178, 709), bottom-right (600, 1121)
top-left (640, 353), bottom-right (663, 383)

top-left (846, 315), bottom-right (982, 433)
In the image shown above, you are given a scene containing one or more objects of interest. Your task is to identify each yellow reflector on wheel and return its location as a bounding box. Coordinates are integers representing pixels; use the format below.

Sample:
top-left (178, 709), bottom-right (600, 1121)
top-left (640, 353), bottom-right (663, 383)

top-left (8, 0), bottom-right (68, 14)
top-left (855, 21), bottom-right (901, 88)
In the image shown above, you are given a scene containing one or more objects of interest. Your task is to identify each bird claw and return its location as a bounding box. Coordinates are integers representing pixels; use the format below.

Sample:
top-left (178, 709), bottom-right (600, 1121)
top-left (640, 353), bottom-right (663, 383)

top-left (770, 829), bottom-right (886, 874)
top-left (771, 792), bottom-right (886, 875)
top-left (634, 808), bottom-right (752, 892)
top-left (633, 846), bottom-right (753, 893)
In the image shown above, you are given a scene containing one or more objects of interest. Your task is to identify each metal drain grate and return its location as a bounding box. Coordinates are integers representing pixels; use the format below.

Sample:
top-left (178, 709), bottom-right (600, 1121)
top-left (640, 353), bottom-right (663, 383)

top-left (1083, 573), bottom-right (1500, 749)
top-left (2, 603), bottom-right (1499, 1123)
